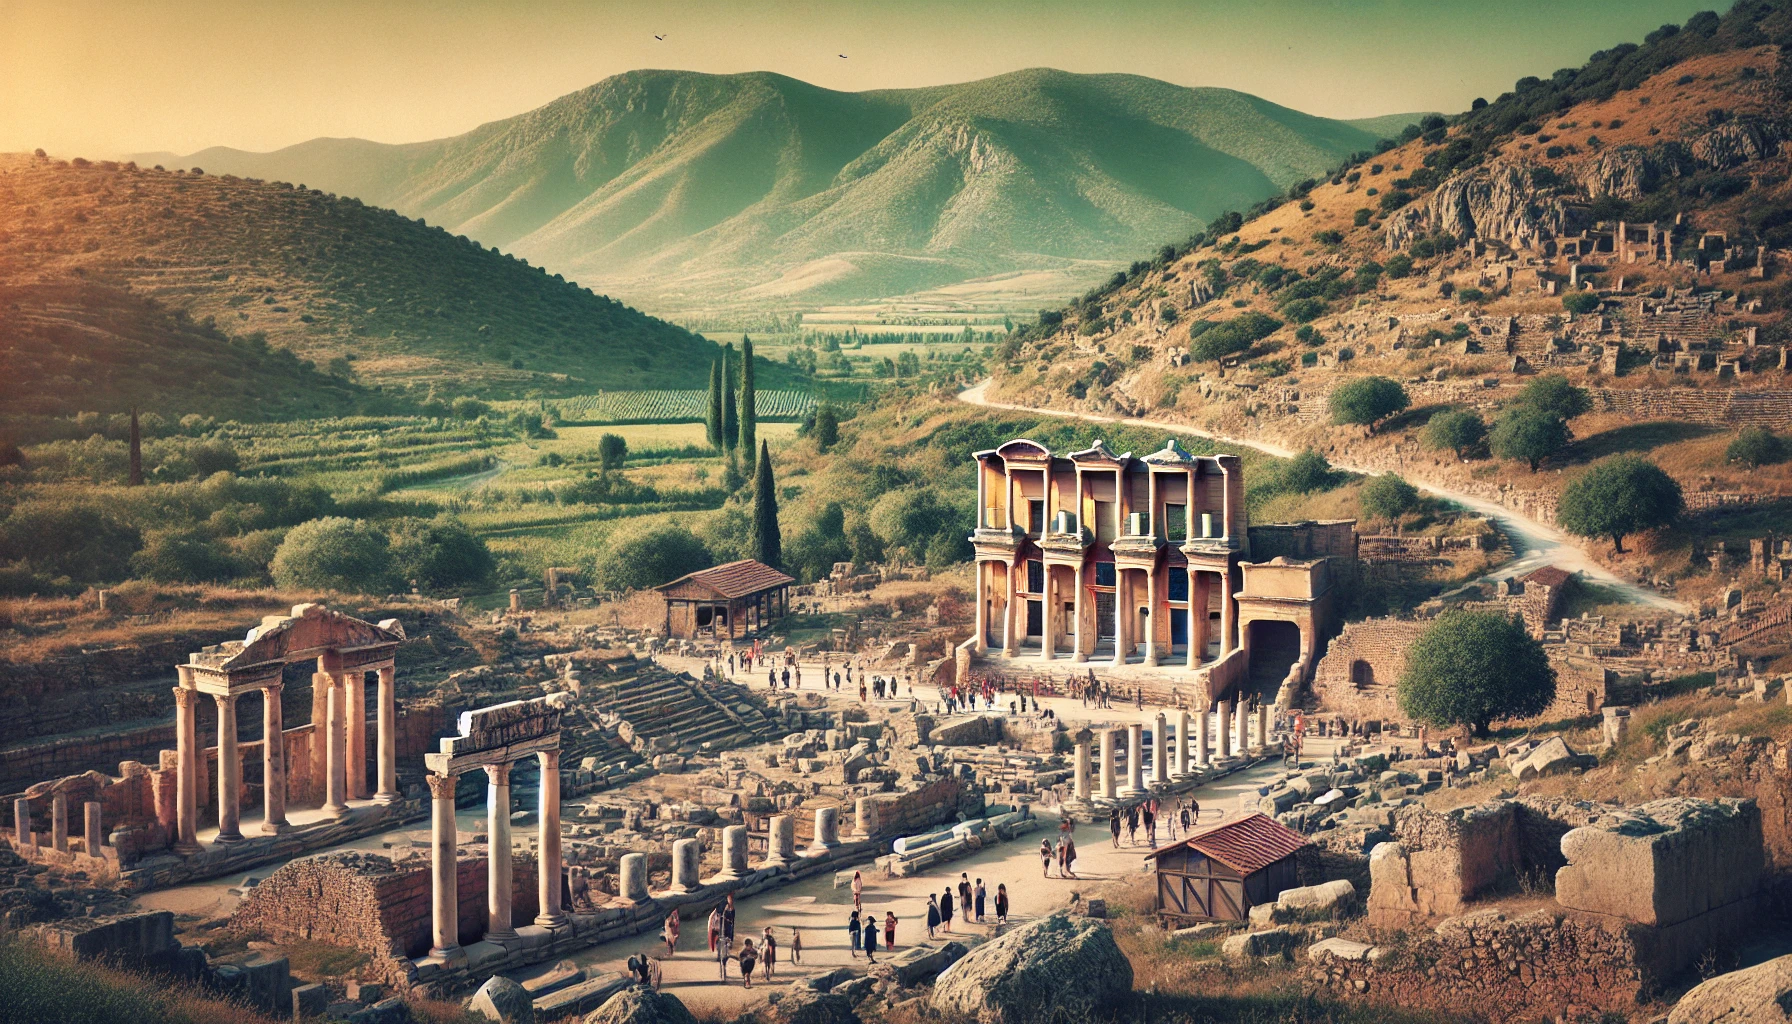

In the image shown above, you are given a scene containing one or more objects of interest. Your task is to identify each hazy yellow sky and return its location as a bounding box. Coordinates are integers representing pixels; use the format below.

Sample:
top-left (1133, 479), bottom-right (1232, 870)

top-left (1, 0), bottom-right (1718, 158)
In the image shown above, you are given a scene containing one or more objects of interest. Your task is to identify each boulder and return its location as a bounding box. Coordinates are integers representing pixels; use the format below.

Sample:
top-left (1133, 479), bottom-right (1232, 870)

top-left (932, 912), bottom-right (1131, 1024)
top-left (580, 987), bottom-right (695, 1024)
top-left (772, 986), bottom-right (858, 1024)
top-left (1668, 953), bottom-right (1792, 1024)
top-left (1307, 938), bottom-right (1374, 963)
top-left (1221, 927), bottom-right (1292, 960)
top-left (883, 940), bottom-right (968, 987)
top-left (1556, 798), bottom-right (1763, 927)
top-left (1276, 880), bottom-right (1357, 921)
top-left (1511, 736), bottom-right (1584, 782)
top-left (470, 977), bottom-right (536, 1024)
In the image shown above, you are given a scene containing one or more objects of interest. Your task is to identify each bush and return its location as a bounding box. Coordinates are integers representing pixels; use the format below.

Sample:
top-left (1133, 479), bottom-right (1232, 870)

top-left (1384, 254), bottom-right (1414, 278)
top-left (1329, 376), bottom-right (1409, 433)
top-left (1726, 426), bottom-right (1785, 467)
top-left (131, 529), bottom-right (239, 584)
top-left (1360, 473), bottom-right (1420, 521)
top-left (0, 499), bottom-right (141, 584)
top-left (1278, 450), bottom-right (1335, 495)
top-left (1516, 373), bottom-right (1592, 422)
top-left (1280, 297), bottom-right (1327, 323)
top-left (1378, 190), bottom-right (1413, 212)
top-left (1353, 209), bottom-right (1372, 227)
top-left (1556, 455), bottom-right (1682, 553)
top-left (269, 517), bottom-right (397, 594)
top-left (390, 516), bottom-right (494, 590)
top-left (869, 488), bottom-right (964, 560)
top-left (593, 522), bottom-right (714, 591)
top-left (1398, 610), bottom-right (1557, 736)
top-left (1489, 406), bottom-right (1569, 471)
top-left (1189, 312), bottom-right (1282, 362)
top-left (598, 432), bottom-right (628, 471)
top-left (813, 405), bottom-right (840, 451)
top-left (449, 396), bottom-right (491, 420)
top-left (1562, 291), bottom-right (1601, 314)
top-left (1422, 409), bottom-right (1487, 458)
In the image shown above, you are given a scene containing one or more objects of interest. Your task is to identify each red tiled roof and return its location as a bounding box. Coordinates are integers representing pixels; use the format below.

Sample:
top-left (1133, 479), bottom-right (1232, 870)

top-left (1523, 565), bottom-right (1573, 588)
top-left (657, 559), bottom-right (794, 599)
top-left (1147, 812), bottom-right (1308, 874)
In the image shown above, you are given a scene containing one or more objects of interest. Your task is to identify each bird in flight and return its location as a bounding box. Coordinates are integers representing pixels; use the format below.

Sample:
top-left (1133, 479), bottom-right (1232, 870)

top-left (654, 34), bottom-right (666, 40)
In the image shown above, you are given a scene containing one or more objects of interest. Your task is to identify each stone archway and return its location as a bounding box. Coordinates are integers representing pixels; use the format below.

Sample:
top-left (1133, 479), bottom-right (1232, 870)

top-left (1244, 619), bottom-right (1302, 702)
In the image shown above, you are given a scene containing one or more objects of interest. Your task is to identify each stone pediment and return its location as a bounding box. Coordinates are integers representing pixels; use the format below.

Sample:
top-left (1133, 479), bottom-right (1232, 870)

top-left (992, 439), bottom-right (1051, 462)
top-left (1140, 439), bottom-right (1198, 465)
top-left (194, 603), bottom-right (405, 672)
top-left (1067, 440), bottom-right (1129, 464)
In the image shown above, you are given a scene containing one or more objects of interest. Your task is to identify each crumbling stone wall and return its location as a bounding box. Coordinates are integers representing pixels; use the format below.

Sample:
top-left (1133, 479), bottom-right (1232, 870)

top-left (1310, 620), bottom-right (1426, 719)
top-left (1592, 387), bottom-right (1792, 428)
top-left (864, 777), bottom-right (981, 838)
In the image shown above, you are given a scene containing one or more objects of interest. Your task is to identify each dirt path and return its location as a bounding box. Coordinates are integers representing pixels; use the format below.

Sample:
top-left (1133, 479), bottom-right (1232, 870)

top-left (956, 379), bottom-right (1685, 612)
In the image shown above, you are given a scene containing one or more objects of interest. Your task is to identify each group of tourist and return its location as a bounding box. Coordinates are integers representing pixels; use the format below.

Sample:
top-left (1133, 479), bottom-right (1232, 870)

top-left (1110, 796), bottom-right (1199, 848)
top-left (1040, 825), bottom-right (1078, 878)
top-left (921, 871), bottom-right (1005, 939)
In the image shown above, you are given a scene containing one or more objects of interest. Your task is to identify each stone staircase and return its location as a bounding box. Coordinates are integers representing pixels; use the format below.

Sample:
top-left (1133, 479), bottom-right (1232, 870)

top-left (583, 660), bottom-right (780, 756)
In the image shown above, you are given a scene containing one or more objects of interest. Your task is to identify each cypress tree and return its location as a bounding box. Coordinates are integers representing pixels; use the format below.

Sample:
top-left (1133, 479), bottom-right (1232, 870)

top-left (740, 335), bottom-right (757, 472)
top-left (127, 406), bottom-right (143, 486)
top-left (706, 356), bottom-right (722, 449)
top-left (722, 343), bottom-right (738, 449)
top-left (751, 440), bottom-right (781, 568)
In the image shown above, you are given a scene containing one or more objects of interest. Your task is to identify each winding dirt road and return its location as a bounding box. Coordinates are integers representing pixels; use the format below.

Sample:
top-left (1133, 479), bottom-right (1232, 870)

top-left (956, 379), bottom-right (1685, 611)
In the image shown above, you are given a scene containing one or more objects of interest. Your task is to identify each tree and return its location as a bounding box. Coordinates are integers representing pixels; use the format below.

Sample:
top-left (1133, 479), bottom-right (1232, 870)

top-left (389, 516), bottom-right (494, 590)
top-left (721, 344), bottom-right (738, 451)
top-left (1423, 409), bottom-right (1487, 458)
top-left (784, 502), bottom-right (851, 582)
top-left (270, 517), bottom-right (396, 593)
top-left (706, 357), bottom-right (723, 448)
top-left (1360, 473), bottom-right (1420, 522)
top-left (739, 336), bottom-right (758, 472)
top-left (1726, 426), bottom-right (1785, 468)
top-left (1278, 450), bottom-right (1334, 494)
top-left (1330, 376), bottom-right (1409, 433)
top-left (1556, 455), bottom-right (1682, 553)
top-left (1516, 373), bottom-right (1592, 423)
top-left (869, 487), bottom-right (960, 559)
top-left (813, 405), bottom-right (840, 452)
top-left (594, 522), bottom-right (713, 591)
top-left (751, 440), bottom-right (781, 567)
top-left (131, 529), bottom-right (237, 584)
top-left (0, 498), bottom-right (140, 583)
top-left (1562, 291), bottom-right (1601, 315)
top-left (1397, 610), bottom-right (1557, 737)
top-left (1489, 406), bottom-right (1569, 471)
top-left (598, 432), bottom-right (628, 471)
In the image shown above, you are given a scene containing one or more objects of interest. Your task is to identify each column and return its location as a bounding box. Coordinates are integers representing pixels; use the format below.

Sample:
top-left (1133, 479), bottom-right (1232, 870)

top-left (1175, 710), bottom-right (1191, 777)
top-left (345, 672), bottom-right (368, 801)
top-left (1187, 572), bottom-right (1205, 669)
top-left (1144, 567), bottom-right (1160, 667)
top-left (321, 673), bottom-right (348, 817)
top-left (764, 814), bottom-right (795, 868)
top-left (1073, 730), bottom-right (1091, 801)
top-left (1039, 568), bottom-right (1055, 662)
top-left (427, 773), bottom-right (460, 959)
top-left (1220, 570), bottom-right (1237, 656)
top-left (1111, 571), bottom-right (1126, 668)
top-left (12, 797), bottom-right (27, 846)
top-left (375, 665), bottom-right (399, 804)
top-left (261, 683), bottom-right (288, 834)
top-left (1002, 563), bottom-right (1019, 656)
top-left (1152, 712), bottom-right (1169, 786)
top-left (1123, 722), bottom-right (1144, 795)
top-left (1197, 704), bottom-right (1210, 766)
top-left (83, 802), bottom-right (102, 856)
top-left (720, 824), bottom-right (749, 879)
top-left (1072, 566), bottom-right (1087, 663)
top-left (213, 693), bottom-right (242, 842)
top-left (809, 806), bottom-right (840, 853)
top-left (50, 792), bottom-right (67, 853)
top-left (1217, 699), bottom-right (1232, 759)
top-left (485, 763), bottom-right (515, 940)
top-left (536, 749), bottom-right (565, 927)
top-left (619, 853), bottom-right (648, 902)
top-left (1257, 703), bottom-right (1270, 750)
top-left (854, 796), bottom-right (880, 839)
top-left (1236, 699), bottom-right (1250, 754)
top-left (173, 686), bottom-right (201, 852)
top-left (974, 563), bottom-right (989, 654)
top-left (671, 838), bottom-right (701, 892)
top-left (1099, 728), bottom-right (1118, 801)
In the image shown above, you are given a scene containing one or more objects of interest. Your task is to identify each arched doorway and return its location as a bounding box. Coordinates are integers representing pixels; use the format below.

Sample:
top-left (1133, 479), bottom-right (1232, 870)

top-left (1244, 619), bottom-right (1302, 701)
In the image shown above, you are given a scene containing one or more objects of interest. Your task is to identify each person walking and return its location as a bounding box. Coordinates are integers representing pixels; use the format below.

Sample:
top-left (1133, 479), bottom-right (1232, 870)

top-left (707, 906), bottom-right (721, 955)
top-left (663, 908), bottom-right (680, 957)
top-left (738, 939), bottom-right (758, 988)
top-left (1126, 804), bottom-right (1139, 846)
top-left (848, 908), bottom-right (862, 958)
top-left (715, 924), bottom-right (729, 980)
top-left (851, 870), bottom-right (863, 911)
top-left (761, 928), bottom-right (777, 980)
top-left (863, 915), bottom-right (879, 963)
top-left (926, 895), bottom-right (941, 939)
top-left (940, 886), bottom-right (954, 933)
top-left (1056, 835), bottom-right (1068, 877)
top-left (722, 894), bottom-right (736, 951)
top-left (884, 910), bottom-right (897, 951)
top-left (1144, 804), bottom-right (1157, 847)
top-left (1109, 808), bottom-right (1121, 849)
top-left (791, 927), bottom-right (803, 964)
top-left (1179, 800), bottom-right (1192, 836)
top-left (1063, 833), bottom-right (1078, 879)
top-left (1191, 796), bottom-right (1201, 824)
top-left (957, 873), bottom-right (972, 921)
top-left (995, 883), bottom-right (1010, 924)
top-left (974, 878), bottom-right (987, 923)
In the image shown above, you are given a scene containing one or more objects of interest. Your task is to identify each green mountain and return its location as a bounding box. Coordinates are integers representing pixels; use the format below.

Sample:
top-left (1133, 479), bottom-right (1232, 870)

top-left (167, 69), bottom-right (1410, 308)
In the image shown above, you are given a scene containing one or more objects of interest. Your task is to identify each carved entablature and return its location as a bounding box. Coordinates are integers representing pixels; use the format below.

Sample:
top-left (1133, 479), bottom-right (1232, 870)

top-left (1067, 439), bottom-right (1130, 466)
top-left (179, 603), bottom-right (405, 697)
top-left (991, 439), bottom-right (1050, 464)
top-left (1140, 438), bottom-right (1198, 466)
top-left (424, 693), bottom-right (570, 776)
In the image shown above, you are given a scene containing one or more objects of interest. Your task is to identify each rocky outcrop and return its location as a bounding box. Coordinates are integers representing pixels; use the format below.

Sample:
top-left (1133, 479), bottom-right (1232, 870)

top-left (771, 986), bottom-right (859, 1024)
top-left (1668, 953), bottom-right (1792, 1024)
top-left (1383, 162), bottom-right (1582, 251)
top-left (931, 912), bottom-right (1132, 1023)
top-left (1554, 797), bottom-right (1763, 928)
top-left (581, 987), bottom-right (696, 1024)
top-left (1689, 119), bottom-right (1782, 170)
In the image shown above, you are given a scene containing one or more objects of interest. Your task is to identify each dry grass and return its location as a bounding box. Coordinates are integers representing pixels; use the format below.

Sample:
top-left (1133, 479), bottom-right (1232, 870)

top-left (0, 938), bottom-right (282, 1024)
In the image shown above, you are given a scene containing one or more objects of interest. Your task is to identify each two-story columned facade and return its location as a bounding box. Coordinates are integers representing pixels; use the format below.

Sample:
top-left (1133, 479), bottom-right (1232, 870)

top-left (970, 438), bottom-right (1248, 671)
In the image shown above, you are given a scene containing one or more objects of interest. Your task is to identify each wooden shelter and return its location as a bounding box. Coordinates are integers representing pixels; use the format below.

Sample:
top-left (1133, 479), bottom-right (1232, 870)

top-left (1146, 812), bottom-right (1307, 924)
top-left (656, 559), bottom-right (794, 639)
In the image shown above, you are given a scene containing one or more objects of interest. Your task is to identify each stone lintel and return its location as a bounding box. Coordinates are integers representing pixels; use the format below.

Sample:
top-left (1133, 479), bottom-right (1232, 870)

top-left (424, 733), bottom-right (560, 777)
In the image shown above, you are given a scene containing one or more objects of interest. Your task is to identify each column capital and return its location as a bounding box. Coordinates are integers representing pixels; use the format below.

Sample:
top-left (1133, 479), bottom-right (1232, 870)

top-left (172, 686), bottom-right (197, 709)
top-left (212, 691), bottom-right (236, 711)
top-left (262, 679), bottom-right (283, 698)
top-left (484, 762), bottom-right (512, 786)
top-left (427, 773), bottom-right (457, 800)
top-left (537, 749), bottom-right (561, 771)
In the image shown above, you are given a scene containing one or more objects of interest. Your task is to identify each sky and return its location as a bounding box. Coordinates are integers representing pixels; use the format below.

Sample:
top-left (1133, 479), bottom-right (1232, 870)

top-left (1, 0), bottom-right (1723, 158)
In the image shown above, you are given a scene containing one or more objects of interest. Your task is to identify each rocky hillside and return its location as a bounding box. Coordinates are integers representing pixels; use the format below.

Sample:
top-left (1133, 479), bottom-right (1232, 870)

top-left (0, 155), bottom-right (760, 396)
top-left (163, 69), bottom-right (1412, 308)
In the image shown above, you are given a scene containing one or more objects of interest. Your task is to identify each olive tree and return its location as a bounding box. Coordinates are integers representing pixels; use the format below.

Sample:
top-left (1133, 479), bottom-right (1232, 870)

top-left (270, 517), bottom-right (397, 594)
top-left (1329, 376), bottom-right (1409, 434)
top-left (1422, 409), bottom-right (1486, 458)
top-left (1556, 455), bottom-right (1682, 553)
top-left (1398, 610), bottom-right (1557, 736)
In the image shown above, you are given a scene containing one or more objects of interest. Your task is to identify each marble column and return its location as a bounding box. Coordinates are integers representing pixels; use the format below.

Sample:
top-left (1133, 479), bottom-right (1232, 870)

top-left (1111, 572), bottom-right (1126, 668)
top-left (854, 796), bottom-right (880, 839)
top-left (12, 797), bottom-right (28, 846)
top-left (1002, 564), bottom-right (1019, 656)
top-left (83, 802), bottom-right (102, 855)
top-left (670, 838), bottom-right (701, 892)
top-left (974, 562), bottom-right (989, 654)
top-left (619, 852), bottom-right (648, 902)
top-left (213, 693), bottom-right (243, 843)
top-left (321, 674), bottom-right (348, 817)
top-left (1186, 574), bottom-right (1203, 669)
top-left (1236, 699), bottom-right (1249, 754)
top-left (345, 671), bottom-right (369, 801)
top-left (1175, 710), bottom-right (1191, 777)
top-left (261, 683), bottom-right (288, 834)
top-left (173, 686), bottom-right (201, 852)
top-left (1144, 567), bottom-right (1160, 667)
top-left (1217, 699), bottom-right (1232, 759)
top-left (484, 763), bottom-right (515, 940)
top-left (427, 773), bottom-right (460, 959)
top-left (1152, 712), bottom-right (1170, 786)
top-left (1257, 703), bottom-right (1270, 750)
top-left (764, 814), bottom-right (795, 868)
top-left (1039, 568), bottom-right (1055, 663)
top-left (50, 792), bottom-right (67, 853)
top-left (375, 665), bottom-right (399, 804)
top-left (1197, 704), bottom-right (1211, 766)
top-left (1123, 722), bottom-right (1143, 796)
top-left (810, 806), bottom-right (840, 853)
top-left (536, 749), bottom-right (564, 927)
top-left (1099, 727), bottom-right (1118, 801)
top-left (720, 824), bottom-right (749, 878)
top-left (1220, 572), bottom-right (1237, 656)
top-left (1072, 566), bottom-right (1087, 663)
top-left (1073, 730), bottom-right (1092, 801)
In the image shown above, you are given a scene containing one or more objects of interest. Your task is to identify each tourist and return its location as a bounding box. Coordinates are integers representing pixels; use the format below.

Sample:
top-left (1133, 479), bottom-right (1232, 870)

top-left (1144, 804), bottom-right (1157, 847)
top-left (1056, 835), bottom-right (1067, 877)
top-left (707, 906), bottom-right (721, 954)
top-left (1063, 833), bottom-right (1078, 879)
top-left (958, 872), bottom-right (972, 919)
top-left (715, 926), bottom-right (729, 980)
top-left (1126, 804), bottom-right (1139, 845)
top-left (940, 885), bottom-right (955, 933)
top-left (1109, 808), bottom-right (1121, 849)
top-left (1040, 837), bottom-right (1053, 877)
top-left (884, 910), bottom-right (898, 951)
top-left (863, 915), bottom-right (879, 962)
top-left (738, 938), bottom-right (758, 988)
top-left (1191, 797), bottom-right (1201, 823)
top-left (761, 927), bottom-right (777, 979)
top-left (974, 878), bottom-right (987, 922)
top-left (791, 926), bottom-right (802, 963)
top-left (1179, 801), bottom-right (1192, 835)
top-left (926, 894), bottom-right (941, 938)
top-left (859, 681), bottom-right (867, 702)
top-left (663, 908), bottom-right (680, 956)
top-left (723, 893), bottom-right (736, 950)
top-left (626, 952), bottom-right (644, 986)
top-left (781, 667), bottom-right (791, 688)
top-left (849, 908), bottom-right (862, 958)
top-left (767, 668), bottom-right (777, 689)
top-left (995, 883), bottom-right (1009, 925)
top-left (851, 869), bottom-right (863, 911)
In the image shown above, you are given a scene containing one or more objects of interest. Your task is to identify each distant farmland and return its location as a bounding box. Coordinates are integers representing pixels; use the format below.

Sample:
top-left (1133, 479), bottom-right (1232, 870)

top-left (498, 389), bottom-right (819, 425)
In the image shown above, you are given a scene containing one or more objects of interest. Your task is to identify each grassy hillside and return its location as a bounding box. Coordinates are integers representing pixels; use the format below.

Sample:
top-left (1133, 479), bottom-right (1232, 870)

top-left (163, 69), bottom-right (1415, 309)
top-left (0, 154), bottom-right (792, 396)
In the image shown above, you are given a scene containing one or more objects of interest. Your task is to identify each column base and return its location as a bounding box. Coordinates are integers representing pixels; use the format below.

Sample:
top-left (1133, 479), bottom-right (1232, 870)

top-left (485, 928), bottom-right (518, 942)
top-left (260, 820), bottom-right (291, 836)
top-left (214, 830), bottom-right (245, 844)
top-left (173, 840), bottom-right (204, 856)
top-left (323, 802), bottom-right (349, 818)
top-left (427, 945), bottom-right (463, 963)
top-left (534, 913), bottom-right (568, 929)
top-left (374, 791), bottom-right (401, 805)
top-left (1144, 653), bottom-right (1160, 667)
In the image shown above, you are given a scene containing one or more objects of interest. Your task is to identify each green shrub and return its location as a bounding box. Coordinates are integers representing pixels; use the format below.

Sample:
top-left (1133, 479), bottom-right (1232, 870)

top-left (1189, 312), bottom-right (1282, 362)
top-left (269, 517), bottom-right (397, 594)
top-left (1422, 409), bottom-right (1487, 458)
top-left (1360, 473), bottom-right (1420, 521)
top-left (131, 529), bottom-right (239, 584)
top-left (1562, 291), bottom-right (1602, 315)
top-left (593, 521), bottom-right (713, 591)
top-left (1726, 426), bottom-right (1785, 467)
top-left (1489, 406), bottom-right (1569, 471)
top-left (1329, 376), bottom-right (1409, 433)
top-left (1278, 450), bottom-right (1336, 495)
top-left (598, 432), bottom-right (628, 471)
top-left (390, 516), bottom-right (494, 590)
top-left (0, 499), bottom-right (140, 584)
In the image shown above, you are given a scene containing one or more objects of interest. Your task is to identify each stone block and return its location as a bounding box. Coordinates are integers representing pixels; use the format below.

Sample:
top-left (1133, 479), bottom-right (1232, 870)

top-left (1221, 927), bottom-right (1292, 960)
top-left (1307, 937), bottom-right (1374, 962)
top-left (470, 975), bottom-right (535, 1023)
top-left (1276, 879), bottom-right (1357, 921)
top-left (1555, 797), bottom-right (1762, 927)
top-left (293, 982), bottom-right (329, 1019)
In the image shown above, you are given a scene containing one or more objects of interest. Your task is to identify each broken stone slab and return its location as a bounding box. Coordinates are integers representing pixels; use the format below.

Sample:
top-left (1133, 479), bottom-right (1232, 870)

top-left (469, 976), bottom-right (535, 1024)
top-left (1307, 937), bottom-right (1374, 963)
top-left (1221, 927), bottom-right (1292, 960)
top-left (1511, 735), bottom-right (1591, 782)
top-left (520, 959), bottom-right (583, 996)
top-left (1555, 797), bottom-right (1763, 927)
top-left (1275, 879), bottom-right (1357, 922)
top-left (1170, 921), bottom-right (1240, 941)
top-left (1667, 952), bottom-right (1792, 1024)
